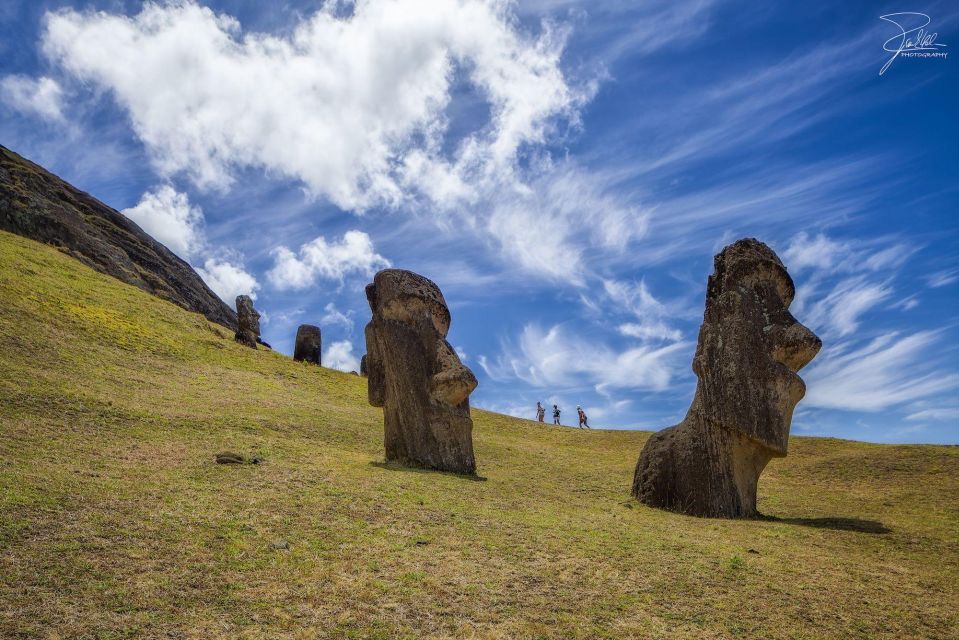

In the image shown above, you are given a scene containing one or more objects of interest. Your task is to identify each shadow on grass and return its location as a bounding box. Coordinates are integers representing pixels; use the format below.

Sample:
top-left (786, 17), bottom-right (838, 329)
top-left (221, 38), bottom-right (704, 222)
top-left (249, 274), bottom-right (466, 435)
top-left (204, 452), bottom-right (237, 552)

top-left (761, 515), bottom-right (891, 534)
top-left (369, 461), bottom-right (488, 482)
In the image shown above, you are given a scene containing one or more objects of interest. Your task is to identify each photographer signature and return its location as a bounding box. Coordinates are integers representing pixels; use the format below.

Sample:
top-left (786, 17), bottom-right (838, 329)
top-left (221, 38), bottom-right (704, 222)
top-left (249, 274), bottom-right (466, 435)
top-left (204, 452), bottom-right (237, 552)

top-left (879, 12), bottom-right (948, 75)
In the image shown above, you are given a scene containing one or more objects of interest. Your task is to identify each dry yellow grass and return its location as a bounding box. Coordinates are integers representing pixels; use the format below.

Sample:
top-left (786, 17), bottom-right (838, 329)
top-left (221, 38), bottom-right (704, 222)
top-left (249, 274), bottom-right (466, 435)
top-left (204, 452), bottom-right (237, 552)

top-left (0, 230), bottom-right (957, 639)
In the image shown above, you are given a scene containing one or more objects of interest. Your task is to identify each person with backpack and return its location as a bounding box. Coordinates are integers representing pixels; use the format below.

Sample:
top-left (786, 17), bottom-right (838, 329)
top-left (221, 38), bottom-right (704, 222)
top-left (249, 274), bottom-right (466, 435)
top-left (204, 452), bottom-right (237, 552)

top-left (577, 406), bottom-right (590, 429)
top-left (536, 401), bottom-right (545, 423)
top-left (552, 404), bottom-right (561, 425)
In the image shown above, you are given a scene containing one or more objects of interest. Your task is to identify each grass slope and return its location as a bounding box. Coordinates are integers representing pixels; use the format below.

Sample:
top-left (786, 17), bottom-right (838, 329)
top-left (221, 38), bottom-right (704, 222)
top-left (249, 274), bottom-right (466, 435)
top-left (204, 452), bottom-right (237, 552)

top-left (0, 230), bottom-right (957, 640)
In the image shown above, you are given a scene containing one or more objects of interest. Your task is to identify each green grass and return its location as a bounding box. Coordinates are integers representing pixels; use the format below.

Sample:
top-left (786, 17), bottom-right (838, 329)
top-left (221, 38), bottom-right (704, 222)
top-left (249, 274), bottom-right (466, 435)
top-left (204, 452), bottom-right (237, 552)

top-left (0, 229), bottom-right (957, 639)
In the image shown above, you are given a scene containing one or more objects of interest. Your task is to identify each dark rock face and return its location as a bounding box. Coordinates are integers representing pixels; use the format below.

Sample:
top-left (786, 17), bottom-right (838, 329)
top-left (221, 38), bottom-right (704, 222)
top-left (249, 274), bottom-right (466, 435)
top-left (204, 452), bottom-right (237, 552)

top-left (632, 238), bottom-right (822, 517)
top-left (234, 295), bottom-right (260, 349)
top-left (365, 269), bottom-right (478, 474)
top-left (293, 324), bottom-right (322, 364)
top-left (0, 145), bottom-right (236, 330)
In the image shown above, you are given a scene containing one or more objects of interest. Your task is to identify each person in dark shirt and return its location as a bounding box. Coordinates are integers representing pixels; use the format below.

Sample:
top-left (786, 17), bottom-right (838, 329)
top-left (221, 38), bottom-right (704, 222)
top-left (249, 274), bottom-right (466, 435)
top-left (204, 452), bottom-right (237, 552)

top-left (552, 404), bottom-right (561, 425)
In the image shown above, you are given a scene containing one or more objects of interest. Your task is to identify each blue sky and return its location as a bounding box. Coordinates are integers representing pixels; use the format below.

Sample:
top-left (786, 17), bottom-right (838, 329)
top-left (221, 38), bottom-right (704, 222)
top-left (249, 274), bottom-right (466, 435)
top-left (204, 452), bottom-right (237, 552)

top-left (1, 0), bottom-right (957, 443)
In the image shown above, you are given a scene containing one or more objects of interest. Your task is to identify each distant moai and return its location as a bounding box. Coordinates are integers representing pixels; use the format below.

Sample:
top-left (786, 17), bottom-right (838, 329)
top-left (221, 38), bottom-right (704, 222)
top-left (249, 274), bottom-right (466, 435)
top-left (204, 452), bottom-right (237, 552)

top-left (293, 324), bottom-right (322, 365)
top-left (364, 269), bottom-right (478, 474)
top-left (360, 354), bottom-right (368, 377)
top-left (632, 238), bottom-right (822, 517)
top-left (234, 295), bottom-right (260, 349)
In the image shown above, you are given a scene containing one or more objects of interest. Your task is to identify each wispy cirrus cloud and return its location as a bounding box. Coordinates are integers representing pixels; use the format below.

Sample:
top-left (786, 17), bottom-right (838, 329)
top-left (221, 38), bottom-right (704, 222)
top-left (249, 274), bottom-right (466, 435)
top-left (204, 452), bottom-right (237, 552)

top-left (804, 330), bottom-right (959, 411)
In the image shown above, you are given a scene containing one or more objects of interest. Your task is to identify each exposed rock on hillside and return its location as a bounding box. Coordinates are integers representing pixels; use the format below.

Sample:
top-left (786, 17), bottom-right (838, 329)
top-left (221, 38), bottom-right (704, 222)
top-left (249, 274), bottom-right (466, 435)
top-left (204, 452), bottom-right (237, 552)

top-left (0, 145), bottom-right (236, 330)
top-left (632, 238), bottom-right (822, 517)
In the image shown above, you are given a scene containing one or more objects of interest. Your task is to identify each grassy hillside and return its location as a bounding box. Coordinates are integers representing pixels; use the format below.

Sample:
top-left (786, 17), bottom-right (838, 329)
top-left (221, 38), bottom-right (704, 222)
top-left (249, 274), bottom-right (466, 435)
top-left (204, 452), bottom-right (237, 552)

top-left (0, 229), bottom-right (957, 640)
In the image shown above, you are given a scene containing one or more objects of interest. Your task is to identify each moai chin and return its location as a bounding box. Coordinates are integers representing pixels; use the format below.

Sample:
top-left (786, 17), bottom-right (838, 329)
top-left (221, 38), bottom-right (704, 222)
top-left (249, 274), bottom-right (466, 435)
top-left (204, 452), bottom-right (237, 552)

top-left (234, 295), bottom-right (260, 349)
top-left (364, 269), bottom-right (478, 474)
top-left (632, 238), bottom-right (822, 517)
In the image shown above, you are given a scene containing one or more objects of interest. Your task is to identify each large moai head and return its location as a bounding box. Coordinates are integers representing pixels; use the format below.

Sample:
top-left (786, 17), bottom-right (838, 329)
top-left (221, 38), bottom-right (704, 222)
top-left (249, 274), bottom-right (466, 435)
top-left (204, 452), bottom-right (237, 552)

top-left (364, 269), bottom-right (478, 474)
top-left (293, 324), bottom-right (322, 365)
top-left (691, 238), bottom-right (822, 455)
top-left (234, 295), bottom-right (260, 349)
top-left (633, 238), bottom-right (821, 517)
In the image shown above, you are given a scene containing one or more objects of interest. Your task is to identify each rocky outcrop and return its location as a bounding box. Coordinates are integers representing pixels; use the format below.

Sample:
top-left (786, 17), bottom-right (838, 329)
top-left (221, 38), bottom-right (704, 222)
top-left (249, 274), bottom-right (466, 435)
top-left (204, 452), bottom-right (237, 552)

top-left (365, 269), bottom-right (478, 474)
top-left (632, 238), bottom-right (822, 518)
top-left (0, 145), bottom-right (236, 330)
top-left (234, 295), bottom-right (260, 349)
top-left (293, 324), bottom-right (322, 364)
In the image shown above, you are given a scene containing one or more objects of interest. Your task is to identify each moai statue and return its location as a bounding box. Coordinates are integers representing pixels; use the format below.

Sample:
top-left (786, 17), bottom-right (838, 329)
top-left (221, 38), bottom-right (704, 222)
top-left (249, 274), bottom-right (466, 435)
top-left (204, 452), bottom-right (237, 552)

top-left (234, 295), bottom-right (260, 349)
top-left (293, 324), bottom-right (322, 365)
top-left (360, 354), bottom-right (368, 377)
top-left (632, 238), bottom-right (822, 517)
top-left (364, 269), bottom-right (478, 474)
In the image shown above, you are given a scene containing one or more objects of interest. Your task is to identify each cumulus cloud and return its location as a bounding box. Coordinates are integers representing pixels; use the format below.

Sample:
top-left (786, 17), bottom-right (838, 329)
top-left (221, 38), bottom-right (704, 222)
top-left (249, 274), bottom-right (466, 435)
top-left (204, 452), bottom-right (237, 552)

top-left (122, 185), bottom-right (204, 259)
top-left (803, 331), bottom-right (959, 411)
top-left (120, 186), bottom-right (257, 303)
top-left (267, 230), bottom-right (390, 290)
top-left (479, 323), bottom-right (690, 392)
top-left (323, 340), bottom-right (360, 372)
top-left (41, 0), bottom-right (583, 213)
top-left (196, 258), bottom-right (259, 303)
top-left (321, 302), bottom-right (354, 334)
top-left (0, 75), bottom-right (65, 122)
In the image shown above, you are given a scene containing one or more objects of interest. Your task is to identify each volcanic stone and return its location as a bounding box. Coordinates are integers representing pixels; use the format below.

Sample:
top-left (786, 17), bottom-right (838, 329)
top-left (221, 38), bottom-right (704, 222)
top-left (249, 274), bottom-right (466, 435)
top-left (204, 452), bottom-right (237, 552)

top-left (632, 238), bottom-right (822, 517)
top-left (365, 269), bottom-right (478, 474)
top-left (234, 295), bottom-right (260, 349)
top-left (293, 324), bottom-right (322, 364)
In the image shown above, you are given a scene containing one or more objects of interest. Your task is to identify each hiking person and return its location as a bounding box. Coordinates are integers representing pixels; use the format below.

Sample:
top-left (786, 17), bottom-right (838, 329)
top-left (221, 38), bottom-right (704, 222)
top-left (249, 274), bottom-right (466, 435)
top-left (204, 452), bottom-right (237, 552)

top-left (552, 404), bottom-right (561, 425)
top-left (577, 406), bottom-right (590, 429)
top-left (536, 401), bottom-right (545, 423)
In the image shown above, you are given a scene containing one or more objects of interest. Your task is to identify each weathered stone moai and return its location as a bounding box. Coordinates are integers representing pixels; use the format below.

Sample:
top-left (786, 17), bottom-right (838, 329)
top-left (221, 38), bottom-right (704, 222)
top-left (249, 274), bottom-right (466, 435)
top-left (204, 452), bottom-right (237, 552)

top-left (632, 238), bottom-right (822, 517)
top-left (364, 269), bottom-right (478, 474)
top-left (293, 324), bottom-right (322, 364)
top-left (234, 295), bottom-right (260, 349)
top-left (360, 354), bottom-right (368, 377)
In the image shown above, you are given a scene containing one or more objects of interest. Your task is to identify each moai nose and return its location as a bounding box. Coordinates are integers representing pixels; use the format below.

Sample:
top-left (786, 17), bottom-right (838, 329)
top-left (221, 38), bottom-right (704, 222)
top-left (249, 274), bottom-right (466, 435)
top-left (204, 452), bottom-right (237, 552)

top-left (772, 320), bottom-right (822, 372)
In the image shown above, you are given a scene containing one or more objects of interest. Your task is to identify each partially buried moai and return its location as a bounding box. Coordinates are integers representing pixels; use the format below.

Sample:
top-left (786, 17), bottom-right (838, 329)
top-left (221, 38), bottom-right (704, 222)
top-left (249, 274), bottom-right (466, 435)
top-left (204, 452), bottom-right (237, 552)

top-left (293, 324), bottom-right (322, 364)
top-left (364, 269), bottom-right (478, 474)
top-left (234, 295), bottom-right (260, 349)
top-left (632, 238), bottom-right (822, 518)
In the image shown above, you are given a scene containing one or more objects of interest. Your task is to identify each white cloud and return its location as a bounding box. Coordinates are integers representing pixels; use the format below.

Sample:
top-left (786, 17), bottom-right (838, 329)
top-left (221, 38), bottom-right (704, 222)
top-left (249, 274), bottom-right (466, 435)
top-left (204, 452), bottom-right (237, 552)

top-left (782, 232), bottom-right (846, 272)
top-left (480, 323), bottom-right (690, 392)
top-left (267, 230), bottom-right (389, 290)
top-left (602, 278), bottom-right (682, 342)
top-left (196, 258), bottom-right (259, 304)
top-left (0, 75), bottom-right (65, 122)
top-left (804, 331), bottom-right (959, 411)
top-left (803, 276), bottom-right (892, 338)
top-left (122, 185), bottom-right (204, 259)
top-left (41, 0), bottom-right (583, 213)
top-left (926, 268), bottom-right (959, 288)
top-left (320, 302), bottom-right (354, 334)
top-left (323, 339), bottom-right (360, 372)
top-left (905, 408), bottom-right (959, 422)
top-left (485, 163), bottom-right (647, 282)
